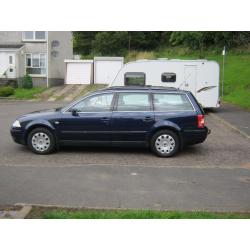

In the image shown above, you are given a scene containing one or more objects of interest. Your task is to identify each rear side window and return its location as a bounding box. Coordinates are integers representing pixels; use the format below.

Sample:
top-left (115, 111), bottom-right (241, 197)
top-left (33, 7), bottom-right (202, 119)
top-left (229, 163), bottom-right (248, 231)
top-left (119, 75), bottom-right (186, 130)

top-left (153, 93), bottom-right (194, 111)
top-left (124, 72), bottom-right (145, 86)
top-left (117, 93), bottom-right (151, 111)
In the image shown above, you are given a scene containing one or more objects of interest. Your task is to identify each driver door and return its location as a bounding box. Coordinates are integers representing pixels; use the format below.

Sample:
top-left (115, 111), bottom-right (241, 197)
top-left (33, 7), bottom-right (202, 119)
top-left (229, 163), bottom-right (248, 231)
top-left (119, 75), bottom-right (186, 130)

top-left (57, 93), bottom-right (114, 145)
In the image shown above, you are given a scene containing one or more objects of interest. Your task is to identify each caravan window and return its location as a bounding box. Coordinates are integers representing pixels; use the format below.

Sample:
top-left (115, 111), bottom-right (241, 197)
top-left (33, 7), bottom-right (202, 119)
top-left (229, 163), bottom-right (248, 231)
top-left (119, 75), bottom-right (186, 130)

top-left (161, 72), bottom-right (176, 82)
top-left (124, 72), bottom-right (145, 86)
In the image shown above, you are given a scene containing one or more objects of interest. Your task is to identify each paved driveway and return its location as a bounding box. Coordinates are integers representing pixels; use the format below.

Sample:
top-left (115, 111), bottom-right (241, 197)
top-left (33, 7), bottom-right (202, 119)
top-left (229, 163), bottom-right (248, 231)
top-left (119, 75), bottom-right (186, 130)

top-left (0, 101), bottom-right (249, 211)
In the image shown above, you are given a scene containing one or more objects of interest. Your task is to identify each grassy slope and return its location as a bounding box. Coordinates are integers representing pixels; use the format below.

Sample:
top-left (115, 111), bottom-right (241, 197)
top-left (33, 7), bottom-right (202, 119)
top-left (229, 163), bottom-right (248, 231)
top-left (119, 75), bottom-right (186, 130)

top-left (27, 207), bottom-right (250, 219)
top-left (126, 48), bottom-right (250, 109)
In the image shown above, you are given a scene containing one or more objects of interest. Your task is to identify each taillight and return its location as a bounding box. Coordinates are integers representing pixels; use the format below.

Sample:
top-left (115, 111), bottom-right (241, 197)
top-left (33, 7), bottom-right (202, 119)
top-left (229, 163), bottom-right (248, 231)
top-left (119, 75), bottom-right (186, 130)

top-left (197, 115), bottom-right (205, 128)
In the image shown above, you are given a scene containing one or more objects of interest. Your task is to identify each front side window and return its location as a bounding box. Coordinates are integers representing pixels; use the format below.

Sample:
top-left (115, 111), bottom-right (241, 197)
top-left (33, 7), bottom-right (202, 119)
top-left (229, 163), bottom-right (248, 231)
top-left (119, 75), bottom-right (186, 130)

top-left (125, 72), bottom-right (145, 86)
top-left (26, 53), bottom-right (47, 75)
top-left (71, 94), bottom-right (114, 112)
top-left (153, 93), bottom-right (194, 111)
top-left (23, 31), bottom-right (46, 41)
top-left (117, 93), bottom-right (151, 111)
top-left (161, 72), bottom-right (176, 82)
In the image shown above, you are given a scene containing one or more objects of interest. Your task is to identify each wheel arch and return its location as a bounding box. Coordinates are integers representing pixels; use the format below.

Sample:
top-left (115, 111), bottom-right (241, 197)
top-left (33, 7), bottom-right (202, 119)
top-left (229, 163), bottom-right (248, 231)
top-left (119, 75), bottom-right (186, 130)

top-left (148, 125), bottom-right (184, 149)
top-left (24, 122), bottom-right (57, 145)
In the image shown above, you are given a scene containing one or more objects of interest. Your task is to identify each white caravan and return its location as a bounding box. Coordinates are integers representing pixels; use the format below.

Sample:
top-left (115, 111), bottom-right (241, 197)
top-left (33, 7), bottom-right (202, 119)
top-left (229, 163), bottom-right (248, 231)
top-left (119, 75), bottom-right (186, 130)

top-left (110, 59), bottom-right (220, 108)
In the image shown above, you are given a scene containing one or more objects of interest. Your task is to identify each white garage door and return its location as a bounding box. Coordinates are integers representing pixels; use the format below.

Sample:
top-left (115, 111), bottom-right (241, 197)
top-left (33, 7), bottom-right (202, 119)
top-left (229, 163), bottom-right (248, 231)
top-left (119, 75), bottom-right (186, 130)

top-left (94, 58), bottom-right (123, 84)
top-left (66, 61), bottom-right (92, 84)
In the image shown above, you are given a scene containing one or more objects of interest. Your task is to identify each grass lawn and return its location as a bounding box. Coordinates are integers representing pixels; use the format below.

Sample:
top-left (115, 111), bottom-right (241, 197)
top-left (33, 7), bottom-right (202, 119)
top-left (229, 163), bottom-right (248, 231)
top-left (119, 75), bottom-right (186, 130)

top-left (12, 87), bottom-right (46, 99)
top-left (125, 47), bottom-right (250, 110)
top-left (27, 207), bottom-right (250, 219)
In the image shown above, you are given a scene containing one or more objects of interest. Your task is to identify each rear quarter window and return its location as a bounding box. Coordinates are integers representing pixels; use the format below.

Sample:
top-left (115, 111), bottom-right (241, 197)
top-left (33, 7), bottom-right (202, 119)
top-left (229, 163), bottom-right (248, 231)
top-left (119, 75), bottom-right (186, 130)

top-left (153, 93), bottom-right (194, 111)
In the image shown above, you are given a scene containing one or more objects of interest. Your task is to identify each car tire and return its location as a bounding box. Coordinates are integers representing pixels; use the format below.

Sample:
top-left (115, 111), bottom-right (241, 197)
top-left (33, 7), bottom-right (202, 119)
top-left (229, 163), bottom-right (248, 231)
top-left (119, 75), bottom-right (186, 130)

top-left (27, 127), bottom-right (56, 154)
top-left (150, 129), bottom-right (179, 157)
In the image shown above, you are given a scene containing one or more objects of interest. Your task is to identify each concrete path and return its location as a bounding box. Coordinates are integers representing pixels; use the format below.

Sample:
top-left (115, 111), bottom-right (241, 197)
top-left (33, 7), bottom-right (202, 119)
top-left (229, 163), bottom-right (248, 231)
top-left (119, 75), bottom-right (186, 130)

top-left (48, 84), bottom-right (75, 101)
top-left (64, 84), bottom-right (87, 102)
top-left (47, 84), bottom-right (88, 102)
top-left (0, 205), bottom-right (32, 219)
top-left (36, 86), bottom-right (63, 100)
top-left (210, 103), bottom-right (250, 138)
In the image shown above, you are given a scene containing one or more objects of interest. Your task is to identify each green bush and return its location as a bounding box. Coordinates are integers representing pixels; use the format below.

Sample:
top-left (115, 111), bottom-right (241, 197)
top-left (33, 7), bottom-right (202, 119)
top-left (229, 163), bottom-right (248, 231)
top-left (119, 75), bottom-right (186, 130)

top-left (0, 86), bottom-right (15, 97)
top-left (21, 74), bottom-right (33, 89)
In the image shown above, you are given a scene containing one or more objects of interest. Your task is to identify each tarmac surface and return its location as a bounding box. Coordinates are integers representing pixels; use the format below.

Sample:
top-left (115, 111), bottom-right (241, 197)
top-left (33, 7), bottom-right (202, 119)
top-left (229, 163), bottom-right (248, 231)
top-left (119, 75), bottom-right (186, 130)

top-left (0, 100), bottom-right (249, 211)
top-left (212, 103), bottom-right (250, 137)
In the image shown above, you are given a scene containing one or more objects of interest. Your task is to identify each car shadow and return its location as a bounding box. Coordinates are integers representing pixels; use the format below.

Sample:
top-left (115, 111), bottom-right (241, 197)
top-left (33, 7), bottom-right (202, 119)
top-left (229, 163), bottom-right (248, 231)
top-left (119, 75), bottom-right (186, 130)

top-left (16, 142), bottom-right (201, 157)
top-left (58, 144), bottom-right (201, 156)
top-left (59, 145), bottom-right (151, 155)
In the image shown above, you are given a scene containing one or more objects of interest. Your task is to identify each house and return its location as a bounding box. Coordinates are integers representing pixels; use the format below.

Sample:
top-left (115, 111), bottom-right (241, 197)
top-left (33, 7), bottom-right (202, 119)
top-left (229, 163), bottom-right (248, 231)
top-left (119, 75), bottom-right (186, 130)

top-left (0, 31), bottom-right (73, 87)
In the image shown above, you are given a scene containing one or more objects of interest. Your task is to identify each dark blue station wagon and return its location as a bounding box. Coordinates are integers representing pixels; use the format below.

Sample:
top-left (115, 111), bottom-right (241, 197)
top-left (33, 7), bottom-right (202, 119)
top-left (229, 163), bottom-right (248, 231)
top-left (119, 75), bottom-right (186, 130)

top-left (10, 86), bottom-right (209, 157)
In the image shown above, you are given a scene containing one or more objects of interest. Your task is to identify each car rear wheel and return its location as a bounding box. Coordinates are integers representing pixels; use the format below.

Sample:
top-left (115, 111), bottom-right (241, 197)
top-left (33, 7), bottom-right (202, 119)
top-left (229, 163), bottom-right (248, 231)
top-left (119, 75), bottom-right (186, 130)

top-left (151, 129), bottom-right (179, 157)
top-left (27, 127), bottom-right (56, 154)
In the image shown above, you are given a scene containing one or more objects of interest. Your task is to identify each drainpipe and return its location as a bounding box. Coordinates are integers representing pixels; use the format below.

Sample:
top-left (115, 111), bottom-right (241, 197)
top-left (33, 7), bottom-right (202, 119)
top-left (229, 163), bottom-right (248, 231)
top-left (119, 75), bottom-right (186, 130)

top-left (46, 31), bottom-right (49, 88)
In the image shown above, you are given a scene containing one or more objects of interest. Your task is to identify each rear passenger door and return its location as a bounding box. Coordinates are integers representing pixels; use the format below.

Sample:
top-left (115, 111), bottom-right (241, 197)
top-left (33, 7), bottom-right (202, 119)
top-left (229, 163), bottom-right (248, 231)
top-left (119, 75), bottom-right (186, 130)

top-left (111, 92), bottom-right (155, 144)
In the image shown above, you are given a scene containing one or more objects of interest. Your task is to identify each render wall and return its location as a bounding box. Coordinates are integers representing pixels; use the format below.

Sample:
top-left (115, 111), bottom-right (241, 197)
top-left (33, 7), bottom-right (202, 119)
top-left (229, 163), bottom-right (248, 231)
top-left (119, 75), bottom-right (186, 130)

top-left (48, 31), bottom-right (73, 81)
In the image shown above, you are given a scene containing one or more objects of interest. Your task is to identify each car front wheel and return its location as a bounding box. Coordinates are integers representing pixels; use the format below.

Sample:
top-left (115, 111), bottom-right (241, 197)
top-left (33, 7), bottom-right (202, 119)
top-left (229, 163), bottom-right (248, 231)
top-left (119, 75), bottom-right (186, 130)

top-left (27, 127), bottom-right (56, 154)
top-left (151, 129), bottom-right (179, 157)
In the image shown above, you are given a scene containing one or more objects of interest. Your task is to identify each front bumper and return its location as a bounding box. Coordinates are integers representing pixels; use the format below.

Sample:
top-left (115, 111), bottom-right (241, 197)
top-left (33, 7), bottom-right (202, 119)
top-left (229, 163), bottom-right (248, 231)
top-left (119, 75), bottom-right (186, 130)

top-left (182, 126), bottom-right (210, 145)
top-left (10, 127), bottom-right (26, 145)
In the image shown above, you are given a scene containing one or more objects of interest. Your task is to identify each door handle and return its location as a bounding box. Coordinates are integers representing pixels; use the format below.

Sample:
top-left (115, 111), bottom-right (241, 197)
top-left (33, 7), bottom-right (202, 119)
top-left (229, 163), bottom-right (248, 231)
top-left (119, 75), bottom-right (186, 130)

top-left (101, 117), bottom-right (110, 121)
top-left (101, 117), bottom-right (110, 123)
top-left (143, 117), bottom-right (153, 122)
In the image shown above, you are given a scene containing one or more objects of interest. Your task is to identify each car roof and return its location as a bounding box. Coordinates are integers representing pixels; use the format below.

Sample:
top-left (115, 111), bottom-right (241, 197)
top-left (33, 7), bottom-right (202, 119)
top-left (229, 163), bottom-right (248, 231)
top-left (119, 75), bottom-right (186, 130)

top-left (94, 86), bottom-right (188, 94)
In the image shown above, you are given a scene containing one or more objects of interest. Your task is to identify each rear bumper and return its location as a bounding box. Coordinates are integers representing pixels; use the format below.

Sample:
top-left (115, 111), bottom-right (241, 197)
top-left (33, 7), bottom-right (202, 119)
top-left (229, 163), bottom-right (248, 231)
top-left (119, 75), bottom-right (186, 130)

top-left (182, 126), bottom-right (210, 145)
top-left (10, 128), bottom-right (26, 145)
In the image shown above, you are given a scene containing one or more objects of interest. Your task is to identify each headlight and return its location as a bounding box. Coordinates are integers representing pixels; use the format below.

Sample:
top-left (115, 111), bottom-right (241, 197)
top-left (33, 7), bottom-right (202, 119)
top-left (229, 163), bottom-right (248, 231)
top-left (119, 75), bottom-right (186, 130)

top-left (12, 120), bottom-right (21, 128)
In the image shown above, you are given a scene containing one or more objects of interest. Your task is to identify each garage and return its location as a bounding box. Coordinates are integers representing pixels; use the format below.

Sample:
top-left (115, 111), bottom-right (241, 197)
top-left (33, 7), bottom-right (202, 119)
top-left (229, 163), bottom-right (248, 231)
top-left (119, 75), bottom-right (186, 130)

top-left (65, 60), bottom-right (93, 84)
top-left (94, 57), bottom-right (124, 84)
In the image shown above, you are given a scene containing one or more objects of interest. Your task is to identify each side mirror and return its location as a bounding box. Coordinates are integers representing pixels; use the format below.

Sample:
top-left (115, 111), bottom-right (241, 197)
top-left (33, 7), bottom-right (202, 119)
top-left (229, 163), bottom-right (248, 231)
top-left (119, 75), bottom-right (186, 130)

top-left (71, 108), bottom-right (79, 116)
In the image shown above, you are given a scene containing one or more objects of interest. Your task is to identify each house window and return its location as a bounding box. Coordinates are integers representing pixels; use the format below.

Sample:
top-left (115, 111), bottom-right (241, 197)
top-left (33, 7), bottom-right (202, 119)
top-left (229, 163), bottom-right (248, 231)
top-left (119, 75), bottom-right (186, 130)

top-left (26, 53), bottom-right (47, 75)
top-left (23, 31), bottom-right (33, 40)
top-left (124, 72), bottom-right (145, 86)
top-left (161, 72), bottom-right (176, 82)
top-left (35, 31), bottom-right (46, 40)
top-left (22, 31), bottom-right (46, 41)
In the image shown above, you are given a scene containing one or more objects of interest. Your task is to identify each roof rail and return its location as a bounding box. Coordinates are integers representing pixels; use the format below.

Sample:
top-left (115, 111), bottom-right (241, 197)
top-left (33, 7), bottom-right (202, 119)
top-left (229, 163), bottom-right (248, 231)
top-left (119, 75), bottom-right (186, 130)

top-left (106, 85), bottom-right (179, 91)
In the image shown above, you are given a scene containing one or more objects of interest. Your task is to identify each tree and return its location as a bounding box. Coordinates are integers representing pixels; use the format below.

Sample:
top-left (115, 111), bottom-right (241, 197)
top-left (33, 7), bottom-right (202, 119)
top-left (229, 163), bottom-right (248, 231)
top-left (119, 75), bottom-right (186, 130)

top-left (72, 31), bottom-right (250, 56)
top-left (170, 32), bottom-right (207, 57)
top-left (92, 32), bottom-right (129, 56)
top-left (73, 32), bottom-right (97, 55)
top-left (128, 32), bottom-right (163, 51)
top-left (170, 32), bottom-right (250, 56)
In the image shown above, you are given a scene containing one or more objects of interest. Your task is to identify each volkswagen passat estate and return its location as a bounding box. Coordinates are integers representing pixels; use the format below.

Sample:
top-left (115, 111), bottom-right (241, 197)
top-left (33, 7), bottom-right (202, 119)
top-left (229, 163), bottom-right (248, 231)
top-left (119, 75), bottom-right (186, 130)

top-left (10, 86), bottom-right (209, 157)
